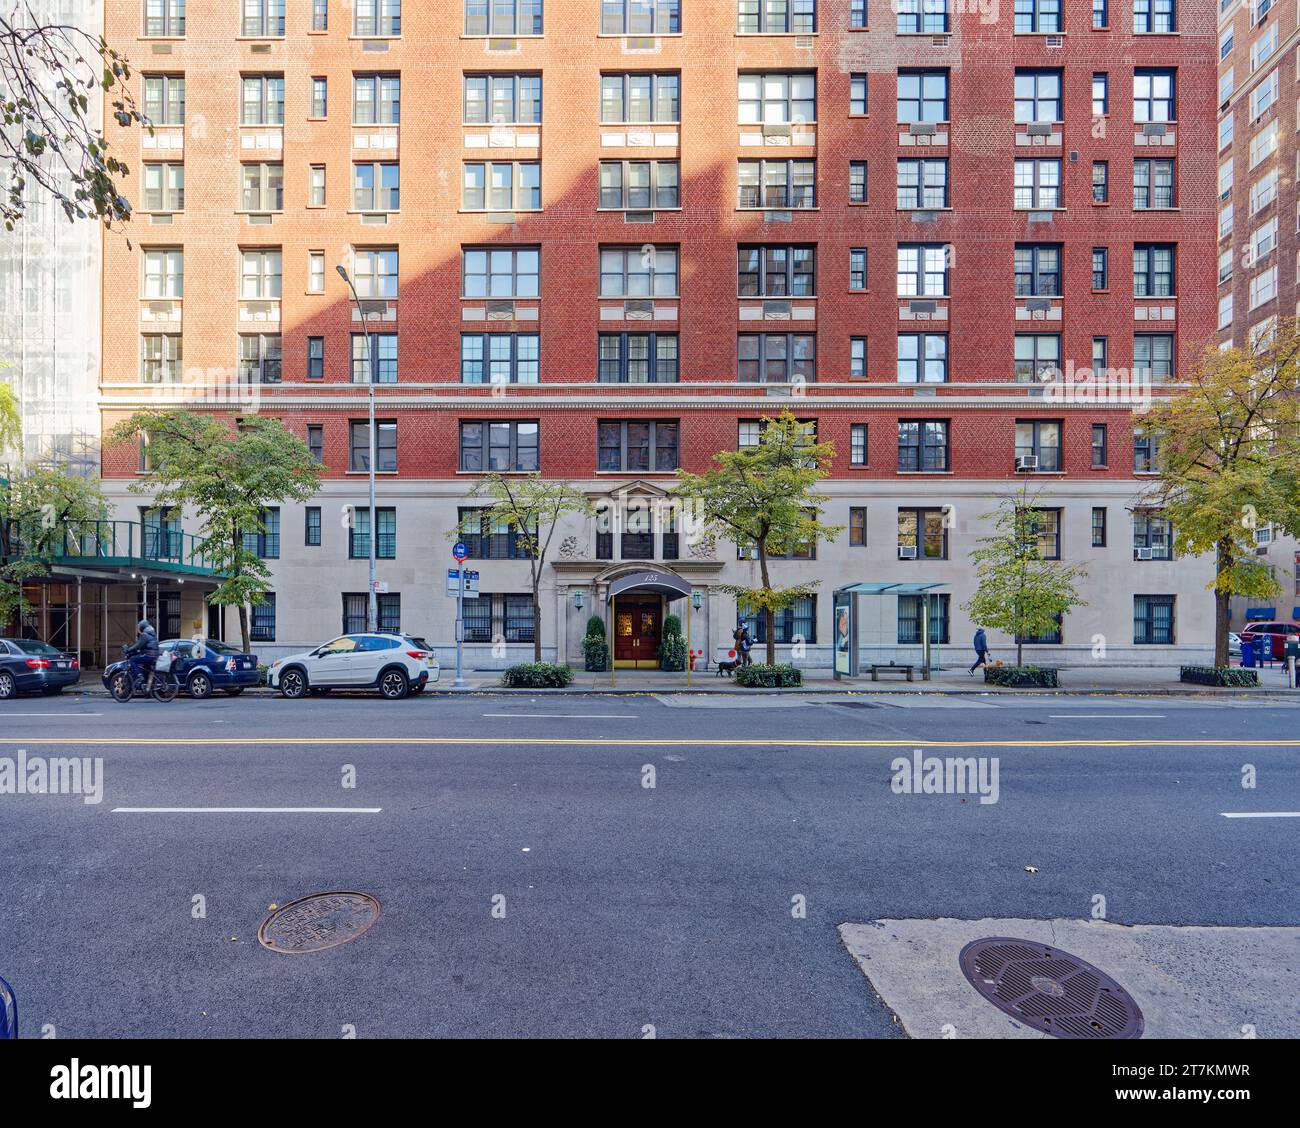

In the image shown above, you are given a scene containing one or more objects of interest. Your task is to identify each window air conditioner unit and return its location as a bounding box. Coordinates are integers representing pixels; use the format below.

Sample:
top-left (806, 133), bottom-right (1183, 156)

top-left (1136, 547), bottom-right (1154, 560)
top-left (1015, 455), bottom-right (1039, 472)
top-left (1045, 35), bottom-right (1064, 48)
top-left (898, 546), bottom-right (918, 560)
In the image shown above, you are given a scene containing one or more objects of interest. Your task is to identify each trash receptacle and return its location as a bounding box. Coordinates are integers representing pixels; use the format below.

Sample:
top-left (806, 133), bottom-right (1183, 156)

top-left (1241, 639), bottom-right (1256, 668)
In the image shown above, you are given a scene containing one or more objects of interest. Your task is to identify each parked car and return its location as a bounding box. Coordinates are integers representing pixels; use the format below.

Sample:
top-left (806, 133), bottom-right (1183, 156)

top-left (1229, 632), bottom-right (1242, 659)
top-left (268, 634), bottom-right (439, 700)
top-left (1239, 621), bottom-right (1300, 662)
top-left (0, 638), bottom-right (81, 699)
top-left (164, 638), bottom-right (260, 699)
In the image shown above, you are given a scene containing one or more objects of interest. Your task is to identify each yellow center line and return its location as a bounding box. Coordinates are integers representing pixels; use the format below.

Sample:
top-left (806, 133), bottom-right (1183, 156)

top-left (0, 737), bottom-right (1291, 749)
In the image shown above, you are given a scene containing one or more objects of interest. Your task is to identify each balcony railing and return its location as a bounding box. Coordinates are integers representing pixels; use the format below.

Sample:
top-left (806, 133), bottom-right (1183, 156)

top-left (52, 520), bottom-right (221, 575)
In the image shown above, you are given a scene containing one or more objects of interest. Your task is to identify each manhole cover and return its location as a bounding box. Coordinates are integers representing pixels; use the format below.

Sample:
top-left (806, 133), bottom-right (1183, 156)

top-left (258, 892), bottom-right (381, 954)
top-left (958, 937), bottom-right (1143, 1039)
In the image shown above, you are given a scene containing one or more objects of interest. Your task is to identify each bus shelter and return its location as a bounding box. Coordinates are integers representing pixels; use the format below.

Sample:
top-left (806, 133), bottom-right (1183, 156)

top-left (832, 582), bottom-right (948, 682)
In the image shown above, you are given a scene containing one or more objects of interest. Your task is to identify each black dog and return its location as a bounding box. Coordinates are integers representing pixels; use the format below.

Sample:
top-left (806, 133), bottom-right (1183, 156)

top-left (716, 659), bottom-right (738, 677)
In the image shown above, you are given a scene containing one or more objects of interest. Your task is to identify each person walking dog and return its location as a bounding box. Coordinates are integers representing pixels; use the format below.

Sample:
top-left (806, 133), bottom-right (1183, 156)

top-left (969, 627), bottom-right (990, 675)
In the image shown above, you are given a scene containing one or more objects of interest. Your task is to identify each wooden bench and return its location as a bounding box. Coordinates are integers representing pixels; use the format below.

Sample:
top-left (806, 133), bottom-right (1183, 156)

top-left (870, 663), bottom-right (916, 682)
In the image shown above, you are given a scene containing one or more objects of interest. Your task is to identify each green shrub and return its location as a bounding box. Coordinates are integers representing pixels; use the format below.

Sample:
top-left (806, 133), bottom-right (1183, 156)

top-left (660, 614), bottom-right (686, 671)
top-left (584, 615), bottom-right (606, 639)
top-left (983, 665), bottom-right (1059, 688)
top-left (583, 636), bottom-right (609, 672)
top-left (735, 663), bottom-right (803, 689)
top-left (1180, 666), bottom-right (1259, 688)
top-left (501, 662), bottom-right (575, 689)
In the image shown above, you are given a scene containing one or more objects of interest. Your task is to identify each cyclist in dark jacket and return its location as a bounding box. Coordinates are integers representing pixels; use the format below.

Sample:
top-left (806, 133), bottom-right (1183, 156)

top-left (124, 619), bottom-right (159, 691)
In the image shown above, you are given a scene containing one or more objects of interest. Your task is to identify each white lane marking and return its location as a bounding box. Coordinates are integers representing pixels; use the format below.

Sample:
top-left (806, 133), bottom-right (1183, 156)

top-left (3, 712), bottom-right (104, 717)
top-left (111, 807), bottom-right (383, 814)
top-left (481, 713), bottom-right (638, 720)
top-left (1048, 714), bottom-right (1166, 719)
top-left (1221, 812), bottom-right (1300, 819)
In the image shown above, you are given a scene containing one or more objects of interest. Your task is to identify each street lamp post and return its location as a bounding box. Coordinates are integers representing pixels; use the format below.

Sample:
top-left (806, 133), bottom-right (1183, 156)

top-left (336, 264), bottom-right (379, 634)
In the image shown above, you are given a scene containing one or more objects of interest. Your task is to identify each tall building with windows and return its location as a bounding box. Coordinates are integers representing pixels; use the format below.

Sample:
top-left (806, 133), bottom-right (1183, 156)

top-left (94, 0), bottom-right (1217, 666)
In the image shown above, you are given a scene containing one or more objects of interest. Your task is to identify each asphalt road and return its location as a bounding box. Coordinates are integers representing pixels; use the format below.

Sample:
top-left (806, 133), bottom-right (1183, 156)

top-left (1, 690), bottom-right (1297, 1038)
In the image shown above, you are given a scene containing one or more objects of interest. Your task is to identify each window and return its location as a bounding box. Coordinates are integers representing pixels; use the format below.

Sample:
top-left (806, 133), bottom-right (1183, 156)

top-left (350, 420), bottom-right (398, 472)
top-left (1250, 22), bottom-right (1278, 72)
top-left (850, 74), bottom-right (867, 116)
top-left (1249, 266), bottom-right (1278, 311)
top-left (1014, 159), bottom-right (1060, 209)
top-left (896, 244), bottom-right (948, 296)
top-left (1092, 507), bottom-right (1107, 547)
top-left (1134, 244), bottom-right (1175, 297)
top-left (1091, 424), bottom-right (1108, 467)
top-left (143, 162), bottom-right (184, 211)
top-left (141, 334), bottom-right (182, 383)
top-left (600, 245), bottom-right (678, 297)
top-left (463, 74), bottom-right (540, 124)
top-left (353, 247), bottom-right (398, 299)
top-left (312, 0), bottom-right (328, 31)
top-left (738, 159), bottom-right (816, 209)
top-left (1015, 420), bottom-right (1062, 471)
top-left (1249, 169), bottom-right (1278, 215)
top-left (1134, 159), bottom-right (1174, 209)
top-left (238, 334), bottom-right (281, 384)
top-left (461, 595), bottom-right (493, 641)
top-left (1092, 247), bottom-right (1109, 290)
top-left (1014, 69), bottom-right (1062, 123)
top-left (897, 0), bottom-right (948, 33)
top-left (354, 74), bottom-right (401, 124)
top-left (143, 75), bottom-right (185, 125)
top-left (849, 161), bottom-right (868, 203)
top-left (459, 421), bottom-right (539, 472)
top-left (353, 162), bottom-right (399, 211)
top-left (897, 333), bottom-right (948, 383)
top-left (309, 164), bottom-right (326, 206)
top-left (850, 423), bottom-right (867, 466)
top-left (600, 73), bottom-right (679, 123)
top-left (1134, 69), bottom-right (1175, 123)
top-left (311, 77), bottom-right (327, 118)
top-left (458, 509), bottom-right (535, 561)
top-left (1016, 613), bottom-right (1062, 646)
top-left (1249, 122), bottom-right (1278, 171)
top-left (1092, 160), bottom-right (1109, 204)
top-left (739, 598), bottom-right (817, 644)
top-left (850, 248), bottom-right (868, 291)
top-left (305, 507), bottom-right (322, 546)
top-left (898, 420), bottom-right (949, 472)
top-left (464, 246), bottom-right (540, 298)
top-left (1014, 335), bottom-right (1061, 383)
top-left (738, 0), bottom-right (816, 34)
top-left (597, 421), bottom-right (679, 472)
top-left (1219, 66), bottom-right (1235, 105)
top-left (599, 160), bottom-right (679, 209)
top-left (897, 509), bottom-right (947, 559)
top-left (599, 332), bottom-right (678, 383)
top-left (1025, 507), bottom-right (1062, 560)
top-left (1093, 336), bottom-right (1109, 373)
top-left (242, 0), bottom-right (285, 35)
top-left (240, 75), bottom-right (284, 124)
top-left (242, 508), bottom-right (280, 559)
top-left (737, 245), bottom-right (816, 297)
top-left (463, 161), bottom-right (541, 211)
top-left (465, 0), bottom-right (541, 34)
top-left (144, 0), bottom-right (185, 36)
top-left (460, 333), bottom-right (539, 384)
top-left (1092, 0), bottom-right (1108, 28)
top-left (738, 333), bottom-right (816, 384)
top-left (896, 158), bottom-right (948, 209)
top-left (342, 594), bottom-right (402, 635)
top-left (142, 248), bottom-right (183, 298)
top-left (1220, 115), bottom-right (1234, 153)
top-left (1134, 512), bottom-right (1173, 560)
top-left (850, 507), bottom-right (867, 546)
top-left (897, 70), bottom-right (948, 122)
top-left (240, 162), bottom-right (283, 211)
top-left (250, 594), bottom-right (276, 642)
top-left (1014, 244), bottom-right (1060, 296)
top-left (1219, 293), bottom-right (1235, 330)
top-left (356, 0), bottom-right (402, 35)
top-left (850, 337), bottom-right (867, 380)
top-left (898, 594), bottom-right (950, 645)
top-left (1133, 426), bottom-right (1159, 471)
top-left (1014, 0), bottom-right (1062, 33)
top-left (307, 425), bottom-right (324, 464)
top-left (738, 72), bottom-right (816, 124)
top-left (1091, 73), bottom-right (1108, 117)
top-left (239, 248), bottom-right (282, 299)
top-left (350, 507), bottom-right (397, 560)
top-left (350, 332), bottom-right (398, 383)
top-left (601, 0), bottom-right (679, 33)
top-left (1134, 0), bottom-right (1175, 33)
top-left (307, 337), bottom-right (324, 380)
top-left (850, 0), bottom-right (867, 29)
top-left (1134, 596), bottom-right (1175, 645)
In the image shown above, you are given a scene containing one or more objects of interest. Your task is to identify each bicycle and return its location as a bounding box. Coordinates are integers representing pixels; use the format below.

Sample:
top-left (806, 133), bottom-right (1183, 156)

top-left (108, 649), bottom-right (180, 703)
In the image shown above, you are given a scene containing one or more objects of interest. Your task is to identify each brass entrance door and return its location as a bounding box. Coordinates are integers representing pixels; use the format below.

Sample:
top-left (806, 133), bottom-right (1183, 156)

top-left (614, 600), bottom-right (661, 669)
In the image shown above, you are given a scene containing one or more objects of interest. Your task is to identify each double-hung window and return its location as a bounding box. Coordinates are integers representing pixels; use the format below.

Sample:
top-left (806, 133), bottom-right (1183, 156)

top-left (1133, 427), bottom-right (1158, 471)
top-left (601, 0), bottom-right (679, 33)
top-left (350, 507), bottom-right (397, 560)
top-left (896, 158), bottom-right (947, 209)
top-left (459, 509), bottom-right (534, 561)
top-left (1091, 73), bottom-right (1108, 117)
top-left (143, 75), bottom-right (185, 125)
top-left (463, 246), bottom-right (539, 298)
top-left (738, 0), bottom-right (816, 34)
top-left (1133, 244), bottom-right (1175, 297)
top-left (896, 244), bottom-right (948, 296)
top-left (243, 1), bottom-right (284, 36)
top-left (1133, 335), bottom-right (1173, 383)
top-left (458, 421), bottom-right (539, 472)
top-left (897, 0), bottom-right (948, 33)
top-left (353, 162), bottom-right (399, 211)
top-left (1015, 420), bottom-right (1062, 471)
top-left (601, 245), bottom-right (679, 297)
top-left (599, 160), bottom-right (679, 209)
top-left (1014, 334), bottom-right (1061, 383)
top-left (1091, 424), bottom-right (1108, 467)
top-left (897, 70), bottom-right (948, 123)
top-left (1134, 0), bottom-right (1176, 34)
top-left (460, 333), bottom-right (540, 384)
top-left (349, 421), bottom-right (398, 472)
top-left (353, 247), bottom-right (398, 299)
top-left (1134, 159), bottom-right (1174, 209)
top-left (898, 420), bottom-right (949, 472)
top-left (738, 72), bottom-right (816, 124)
top-left (239, 249), bottom-right (281, 299)
top-left (600, 73), bottom-right (679, 123)
top-left (354, 75), bottom-right (401, 124)
top-left (1014, 159), bottom-right (1060, 209)
top-left (1092, 507), bottom-right (1107, 547)
top-left (1014, 0), bottom-right (1061, 33)
top-left (240, 75), bottom-right (284, 124)
top-left (738, 159), bottom-right (815, 209)
top-left (462, 74), bottom-right (540, 124)
top-left (141, 335), bottom-right (182, 383)
top-left (242, 509), bottom-right (280, 559)
top-left (144, 0), bottom-right (185, 36)
top-left (465, 0), bottom-right (542, 34)
top-left (598, 333), bottom-right (679, 383)
top-left (240, 163), bottom-right (282, 211)
top-left (1014, 69), bottom-right (1062, 123)
top-left (737, 333), bottom-right (816, 384)
top-left (463, 161), bottom-right (541, 211)
top-left (143, 248), bottom-right (184, 298)
top-left (356, 0), bottom-right (401, 35)
top-left (850, 423), bottom-right (868, 466)
top-left (740, 598), bottom-right (817, 644)
top-left (238, 334), bottom-right (281, 384)
top-left (737, 245), bottom-right (815, 296)
top-left (898, 509), bottom-right (948, 559)
top-left (1133, 512), bottom-right (1173, 560)
top-left (143, 163), bottom-right (184, 211)
top-left (597, 421), bottom-right (680, 472)
top-left (350, 333), bottom-right (398, 384)
top-left (1134, 69), bottom-right (1175, 123)
top-left (1014, 244), bottom-right (1061, 296)
top-left (897, 333), bottom-right (947, 383)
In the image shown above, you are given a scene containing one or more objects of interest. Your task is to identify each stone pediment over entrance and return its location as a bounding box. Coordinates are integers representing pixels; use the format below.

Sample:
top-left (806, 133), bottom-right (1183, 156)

top-left (585, 479), bottom-right (675, 503)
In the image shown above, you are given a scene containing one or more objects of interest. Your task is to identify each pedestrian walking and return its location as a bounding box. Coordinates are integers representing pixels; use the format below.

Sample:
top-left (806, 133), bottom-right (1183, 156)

top-left (969, 627), bottom-right (990, 675)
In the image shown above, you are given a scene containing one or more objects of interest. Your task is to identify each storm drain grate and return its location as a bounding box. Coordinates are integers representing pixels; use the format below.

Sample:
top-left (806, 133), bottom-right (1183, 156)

top-left (958, 937), bottom-right (1144, 1039)
top-left (258, 892), bottom-right (381, 954)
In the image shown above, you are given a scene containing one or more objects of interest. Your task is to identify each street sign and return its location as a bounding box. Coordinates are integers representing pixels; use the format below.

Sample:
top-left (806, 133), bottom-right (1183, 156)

top-left (446, 569), bottom-right (479, 596)
top-left (372, 581), bottom-right (389, 594)
top-left (452, 542), bottom-right (469, 562)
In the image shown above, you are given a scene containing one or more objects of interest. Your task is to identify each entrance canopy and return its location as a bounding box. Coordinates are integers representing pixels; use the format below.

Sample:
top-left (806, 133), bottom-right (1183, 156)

top-left (838, 582), bottom-right (946, 596)
top-left (607, 569), bottom-right (693, 603)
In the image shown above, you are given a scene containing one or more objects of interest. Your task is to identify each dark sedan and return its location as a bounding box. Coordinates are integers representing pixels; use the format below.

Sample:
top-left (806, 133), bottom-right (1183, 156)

top-left (99, 638), bottom-right (259, 699)
top-left (0, 638), bottom-right (81, 699)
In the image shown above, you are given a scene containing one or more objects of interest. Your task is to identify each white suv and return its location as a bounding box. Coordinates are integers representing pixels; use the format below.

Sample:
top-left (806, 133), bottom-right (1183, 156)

top-left (269, 634), bottom-right (440, 700)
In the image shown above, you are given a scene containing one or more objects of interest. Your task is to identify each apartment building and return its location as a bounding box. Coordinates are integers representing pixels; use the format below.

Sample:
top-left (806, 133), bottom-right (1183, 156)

top-left (93, 0), bottom-right (1218, 668)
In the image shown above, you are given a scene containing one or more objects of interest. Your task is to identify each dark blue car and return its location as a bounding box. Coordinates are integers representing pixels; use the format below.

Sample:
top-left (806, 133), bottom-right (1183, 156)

top-left (101, 638), bottom-right (259, 700)
top-left (0, 638), bottom-right (82, 699)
